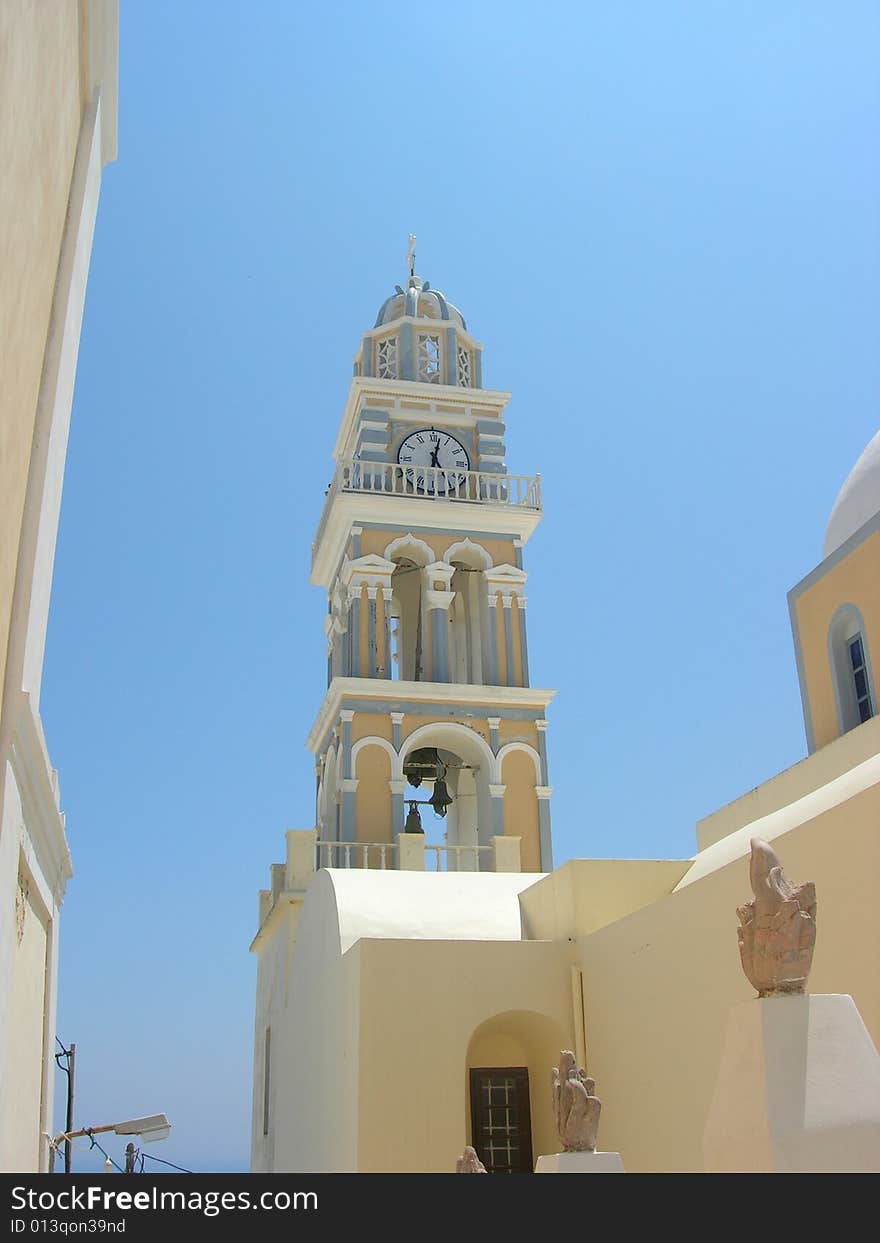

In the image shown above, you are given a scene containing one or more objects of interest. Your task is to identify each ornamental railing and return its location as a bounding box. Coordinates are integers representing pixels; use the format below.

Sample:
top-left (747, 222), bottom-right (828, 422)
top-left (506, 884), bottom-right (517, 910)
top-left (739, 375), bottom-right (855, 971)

top-left (313, 834), bottom-right (520, 874)
top-left (312, 458), bottom-right (541, 561)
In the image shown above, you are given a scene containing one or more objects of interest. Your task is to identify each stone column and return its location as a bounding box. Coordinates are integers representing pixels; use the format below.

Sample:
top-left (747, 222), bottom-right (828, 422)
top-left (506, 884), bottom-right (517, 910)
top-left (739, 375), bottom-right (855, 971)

top-left (426, 589), bottom-right (455, 682)
top-left (285, 829), bottom-right (318, 891)
top-left (536, 785), bottom-right (553, 870)
top-left (348, 588), bottom-right (362, 678)
top-left (502, 595), bottom-right (515, 686)
top-left (535, 718), bottom-right (549, 785)
top-left (382, 587), bottom-right (393, 678)
top-left (486, 592), bottom-right (499, 685)
top-left (516, 596), bottom-right (530, 686)
top-left (367, 585), bottom-right (378, 678)
top-left (487, 716), bottom-right (500, 756)
top-left (389, 778), bottom-right (406, 838)
top-left (488, 783), bottom-right (506, 845)
top-left (390, 711), bottom-right (404, 752)
top-left (340, 710), bottom-right (356, 842)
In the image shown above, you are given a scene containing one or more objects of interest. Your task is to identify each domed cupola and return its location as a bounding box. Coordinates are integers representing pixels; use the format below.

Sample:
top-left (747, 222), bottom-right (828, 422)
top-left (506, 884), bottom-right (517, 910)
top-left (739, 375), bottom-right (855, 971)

top-left (353, 236), bottom-right (482, 389)
top-left (824, 429), bottom-right (880, 559)
top-left (374, 275), bottom-right (467, 332)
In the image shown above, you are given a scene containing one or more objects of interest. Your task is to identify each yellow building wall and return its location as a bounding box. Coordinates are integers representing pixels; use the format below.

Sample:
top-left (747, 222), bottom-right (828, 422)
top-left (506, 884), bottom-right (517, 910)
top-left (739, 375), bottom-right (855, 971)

top-left (501, 750), bottom-right (540, 871)
top-left (354, 745), bottom-right (392, 845)
top-left (794, 532), bottom-right (880, 750)
top-left (353, 937), bottom-right (572, 1172)
top-left (359, 528), bottom-right (517, 570)
top-left (498, 719), bottom-right (537, 747)
top-left (4, 873), bottom-right (49, 1171)
top-left (0, 1), bottom-right (85, 701)
top-left (351, 713), bottom-right (393, 744)
top-left (399, 715), bottom-right (490, 744)
top-left (572, 789), bottom-right (880, 1172)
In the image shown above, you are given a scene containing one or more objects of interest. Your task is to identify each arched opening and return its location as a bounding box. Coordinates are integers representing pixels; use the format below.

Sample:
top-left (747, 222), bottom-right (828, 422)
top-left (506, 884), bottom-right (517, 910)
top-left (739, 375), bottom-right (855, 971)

top-left (320, 746), bottom-right (339, 841)
top-left (385, 538), bottom-right (433, 682)
top-left (449, 566), bottom-right (488, 686)
top-left (354, 743), bottom-right (392, 854)
top-left (500, 746), bottom-right (541, 872)
top-left (828, 604), bottom-right (876, 735)
top-left (466, 1010), bottom-right (569, 1173)
top-left (399, 723), bottom-right (495, 867)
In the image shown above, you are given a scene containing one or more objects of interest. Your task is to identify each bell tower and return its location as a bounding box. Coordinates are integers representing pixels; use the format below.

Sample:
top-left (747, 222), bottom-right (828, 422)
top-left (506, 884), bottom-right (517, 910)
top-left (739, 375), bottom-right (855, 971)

top-left (309, 242), bottom-right (554, 872)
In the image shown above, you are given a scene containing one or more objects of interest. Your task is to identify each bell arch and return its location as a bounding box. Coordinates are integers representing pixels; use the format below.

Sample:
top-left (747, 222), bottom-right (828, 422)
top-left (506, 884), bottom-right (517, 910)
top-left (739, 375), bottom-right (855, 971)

top-left (399, 722), bottom-right (497, 858)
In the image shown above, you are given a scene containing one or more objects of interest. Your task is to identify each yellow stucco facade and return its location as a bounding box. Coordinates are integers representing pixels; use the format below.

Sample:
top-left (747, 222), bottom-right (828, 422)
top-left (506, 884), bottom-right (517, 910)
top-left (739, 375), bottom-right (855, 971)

top-left (0, 2), bottom-right (117, 1171)
top-left (791, 529), bottom-right (880, 750)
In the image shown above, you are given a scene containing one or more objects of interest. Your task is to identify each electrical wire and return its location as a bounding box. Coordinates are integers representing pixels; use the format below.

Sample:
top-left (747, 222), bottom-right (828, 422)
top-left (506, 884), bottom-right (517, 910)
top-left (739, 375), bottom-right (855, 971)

top-left (137, 1151), bottom-right (193, 1174)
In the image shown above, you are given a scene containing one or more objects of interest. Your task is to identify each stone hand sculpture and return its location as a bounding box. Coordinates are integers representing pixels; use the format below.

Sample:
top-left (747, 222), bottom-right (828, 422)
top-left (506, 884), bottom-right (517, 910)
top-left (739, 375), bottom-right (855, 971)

top-left (455, 1146), bottom-right (487, 1173)
top-left (552, 1051), bottom-right (601, 1152)
top-left (737, 837), bottom-right (816, 997)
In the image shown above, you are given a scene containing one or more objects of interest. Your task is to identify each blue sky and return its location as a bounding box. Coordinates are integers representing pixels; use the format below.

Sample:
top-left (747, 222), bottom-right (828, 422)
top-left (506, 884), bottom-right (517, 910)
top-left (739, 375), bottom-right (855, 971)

top-left (43, 2), bottom-right (879, 1172)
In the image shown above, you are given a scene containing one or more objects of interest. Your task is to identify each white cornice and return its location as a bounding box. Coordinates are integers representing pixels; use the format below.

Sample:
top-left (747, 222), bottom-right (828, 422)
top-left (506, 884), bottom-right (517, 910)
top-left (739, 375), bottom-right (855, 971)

top-left (332, 378), bottom-right (511, 460)
top-left (310, 493), bottom-right (541, 588)
top-left (305, 678), bottom-right (556, 755)
top-left (8, 693), bottom-right (72, 909)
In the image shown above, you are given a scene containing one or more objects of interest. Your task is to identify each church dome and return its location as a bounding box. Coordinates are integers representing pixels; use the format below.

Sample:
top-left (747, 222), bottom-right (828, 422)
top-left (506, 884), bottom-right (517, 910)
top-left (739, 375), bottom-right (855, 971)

top-left (824, 429), bottom-right (880, 558)
top-left (374, 275), bottom-right (467, 331)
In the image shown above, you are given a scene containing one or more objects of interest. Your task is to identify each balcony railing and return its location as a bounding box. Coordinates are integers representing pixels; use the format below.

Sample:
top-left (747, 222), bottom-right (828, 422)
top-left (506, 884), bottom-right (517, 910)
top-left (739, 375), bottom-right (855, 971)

top-left (313, 458), bottom-right (541, 560)
top-left (314, 833), bottom-right (520, 874)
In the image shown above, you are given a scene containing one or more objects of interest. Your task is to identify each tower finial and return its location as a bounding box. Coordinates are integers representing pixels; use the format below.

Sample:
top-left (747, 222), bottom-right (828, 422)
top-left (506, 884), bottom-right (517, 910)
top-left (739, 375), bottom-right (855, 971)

top-left (406, 233), bottom-right (416, 279)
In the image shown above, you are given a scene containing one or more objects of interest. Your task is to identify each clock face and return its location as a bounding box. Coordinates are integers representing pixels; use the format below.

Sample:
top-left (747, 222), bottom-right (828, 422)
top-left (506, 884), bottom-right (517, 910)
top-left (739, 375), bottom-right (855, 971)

top-left (396, 427), bottom-right (470, 495)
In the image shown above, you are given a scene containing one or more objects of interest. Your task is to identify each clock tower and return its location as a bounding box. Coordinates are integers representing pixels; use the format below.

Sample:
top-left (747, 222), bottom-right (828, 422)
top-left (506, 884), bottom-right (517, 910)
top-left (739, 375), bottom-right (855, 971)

top-left (308, 249), bottom-right (554, 872)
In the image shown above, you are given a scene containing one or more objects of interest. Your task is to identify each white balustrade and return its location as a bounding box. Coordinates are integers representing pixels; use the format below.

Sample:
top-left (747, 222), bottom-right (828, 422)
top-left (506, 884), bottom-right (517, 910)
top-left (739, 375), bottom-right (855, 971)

top-left (313, 458), bottom-right (541, 562)
top-left (314, 839), bottom-right (512, 872)
top-left (315, 840), bottom-right (397, 870)
top-left (424, 844), bottom-right (492, 872)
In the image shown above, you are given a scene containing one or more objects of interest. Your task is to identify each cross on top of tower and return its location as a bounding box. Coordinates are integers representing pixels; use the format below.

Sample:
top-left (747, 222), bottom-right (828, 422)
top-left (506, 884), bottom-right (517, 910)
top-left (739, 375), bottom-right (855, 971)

top-left (406, 233), bottom-right (416, 280)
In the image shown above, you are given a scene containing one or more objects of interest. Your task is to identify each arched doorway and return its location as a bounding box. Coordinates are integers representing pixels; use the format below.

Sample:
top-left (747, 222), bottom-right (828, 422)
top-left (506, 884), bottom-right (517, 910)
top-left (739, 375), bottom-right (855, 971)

top-left (466, 1009), bottom-right (569, 1173)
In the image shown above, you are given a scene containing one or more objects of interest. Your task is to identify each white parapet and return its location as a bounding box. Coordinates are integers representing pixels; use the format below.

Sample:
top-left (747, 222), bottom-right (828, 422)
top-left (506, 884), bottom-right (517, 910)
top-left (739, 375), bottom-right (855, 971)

top-left (285, 828), bottom-right (318, 891)
top-left (535, 1152), bottom-right (625, 1173)
top-left (396, 832), bottom-right (426, 871)
top-left (703, 993), bottom-right (880, 1173)
top-left (491, 835), bottom-right (522, 873)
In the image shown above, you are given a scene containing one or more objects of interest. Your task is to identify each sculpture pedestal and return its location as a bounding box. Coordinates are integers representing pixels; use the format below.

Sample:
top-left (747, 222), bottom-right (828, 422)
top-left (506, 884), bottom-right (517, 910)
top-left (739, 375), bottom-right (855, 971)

top-left (704, 994), bottom-right (880, 1173)
top-left (534, 1151), bottom-right (624, 1173)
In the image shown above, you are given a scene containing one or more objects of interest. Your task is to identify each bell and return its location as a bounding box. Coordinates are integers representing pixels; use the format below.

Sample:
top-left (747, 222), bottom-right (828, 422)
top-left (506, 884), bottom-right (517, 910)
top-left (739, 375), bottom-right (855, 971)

top-left (428, 777), bottom-right (453, 817)
top-left (403, 747), bottom-right (442, 789)
top-left (404, 801), bottom-right (423, 834)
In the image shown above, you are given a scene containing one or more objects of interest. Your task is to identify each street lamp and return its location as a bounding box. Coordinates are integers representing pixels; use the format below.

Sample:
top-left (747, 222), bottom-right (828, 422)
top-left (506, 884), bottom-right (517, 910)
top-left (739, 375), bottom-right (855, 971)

top-left (49, 1114), bottom-right (171, 1172)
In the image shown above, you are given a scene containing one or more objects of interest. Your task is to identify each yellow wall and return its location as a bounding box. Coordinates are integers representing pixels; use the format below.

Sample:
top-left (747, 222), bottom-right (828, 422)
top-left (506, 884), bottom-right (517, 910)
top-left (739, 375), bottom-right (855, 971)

top-left (351, 713), bottom-right (393, 744)
top-left (353, 938), bottom-right (572, 1172)
top-left (571, 791), bottom-right (880, 1171)
top-left (0, 1), bottom-right (84, 702)
top-left (502, 750), bottom-right (540, 871)
top-left (354, 745), bottom-right (392, 845)
top-left (3, 870), bottom-right (49, 1171)
top-left (359, 528), bottom-right (517, 569)
top-left (793, 532), bottom-right (880, 749)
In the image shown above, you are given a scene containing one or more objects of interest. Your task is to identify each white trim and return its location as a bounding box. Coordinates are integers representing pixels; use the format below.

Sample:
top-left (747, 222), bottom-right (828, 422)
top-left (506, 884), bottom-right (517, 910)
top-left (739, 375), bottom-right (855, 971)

top-left (442, 538), bottom-right (493, 569)
top-left (399, 721), bottom-right (498, 784)
top-left (7, 694), bottom-right (72, 910)
top-left (18, 93), bottom-right (104, 704)
top-left (312, 496), bottom-right (541, 588)
top-left (383, 533), bottom-right (435, 566)
top-left (534, 786), bottom-right (553, 800)
top-left (333, 377), bottom-right (510, 461)
top-left (306, 678), bottom-right (556, 754)
top-left (351, 735), bottom-right (398, 773)
top-left (496, 741), bottom-right (542, 785)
